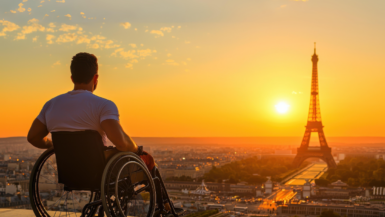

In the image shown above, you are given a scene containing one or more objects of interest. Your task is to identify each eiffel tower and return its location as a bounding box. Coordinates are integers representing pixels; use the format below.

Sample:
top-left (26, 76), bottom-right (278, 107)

top-left (292, 44), bottom-right (337, 168)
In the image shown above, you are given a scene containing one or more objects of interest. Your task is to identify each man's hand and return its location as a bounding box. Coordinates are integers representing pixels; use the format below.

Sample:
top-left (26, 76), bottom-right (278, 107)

top-left (101, 119), bottom-right (138, 153)
top-left (27, 119), bottom-right (53, 149)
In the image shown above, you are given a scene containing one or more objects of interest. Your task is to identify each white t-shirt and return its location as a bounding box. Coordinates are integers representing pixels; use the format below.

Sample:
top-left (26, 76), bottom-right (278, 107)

top-left (37, 89), bottom-right (119, 144)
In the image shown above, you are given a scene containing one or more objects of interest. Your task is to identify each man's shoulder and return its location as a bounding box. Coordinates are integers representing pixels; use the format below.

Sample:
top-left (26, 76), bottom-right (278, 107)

top-left (88, 94), bottom-right (115, 105)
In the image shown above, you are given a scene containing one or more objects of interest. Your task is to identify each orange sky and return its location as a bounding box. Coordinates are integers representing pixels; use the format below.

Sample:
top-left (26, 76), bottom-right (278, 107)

top-left (1, 0), bottom-right (385, 138)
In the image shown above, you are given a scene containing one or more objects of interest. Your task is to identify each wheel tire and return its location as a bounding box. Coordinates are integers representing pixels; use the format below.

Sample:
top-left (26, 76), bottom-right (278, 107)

top-left (29, 148), bottom-right (55, 217)
top-left (101, 152), bottom-right (156, 217)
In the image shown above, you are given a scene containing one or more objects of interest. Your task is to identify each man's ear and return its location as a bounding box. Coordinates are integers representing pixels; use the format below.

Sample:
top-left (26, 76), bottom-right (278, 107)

top-left (94, 74), bottom-right (99, 82)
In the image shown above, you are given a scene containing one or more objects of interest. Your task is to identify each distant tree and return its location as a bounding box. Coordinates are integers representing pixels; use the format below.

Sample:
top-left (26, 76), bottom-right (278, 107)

top-left (315, 178), bottom-right (330, 187)
top-left (319, 209), bottom-right (340, 217)
top-left (373, 168), bottom-right (385, 182)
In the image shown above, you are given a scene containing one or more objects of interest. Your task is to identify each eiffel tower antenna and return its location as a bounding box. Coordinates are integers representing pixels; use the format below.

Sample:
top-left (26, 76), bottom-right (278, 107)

top-left (292, 45), bottom-right (337, 169)
top-left (314, 42), bottom-right (316, 54)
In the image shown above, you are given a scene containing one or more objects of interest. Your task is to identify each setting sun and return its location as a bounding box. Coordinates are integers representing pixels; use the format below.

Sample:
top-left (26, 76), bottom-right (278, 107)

top-left (275, 102), bottom-right (290, 114)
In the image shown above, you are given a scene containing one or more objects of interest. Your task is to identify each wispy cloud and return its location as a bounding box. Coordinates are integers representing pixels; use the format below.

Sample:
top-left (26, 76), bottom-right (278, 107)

top-left (165, 59), bottom-right (179, 66)
top-left (120, 22), bottom-right (131, 29)
top-left (52, 61), bottom-right (61, 67)
top-left (15, 18), bottom-right (45, 40)
top-left (17, 3), bottom-right (26, 13)
top-left (150, 30), bottom-right (163, 37)
top-left (64, 14), bottom-right (71, 20)
top-left (111, 48), bottom-right (137, 59)
top-left (59, 24), bottom-right (77, 32)
top-left (46, 34), bottom-right (55, 44)
top-left (0, 20), bottom-right (20, 37)
top-left (56, 0), bottom-right (65, 3)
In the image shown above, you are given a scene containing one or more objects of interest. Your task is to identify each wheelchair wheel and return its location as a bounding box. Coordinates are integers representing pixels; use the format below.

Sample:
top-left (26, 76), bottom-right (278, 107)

top-left (101, 152), bottom-right (156, 217)
top-left (29, 148), bottom-right (100, 217)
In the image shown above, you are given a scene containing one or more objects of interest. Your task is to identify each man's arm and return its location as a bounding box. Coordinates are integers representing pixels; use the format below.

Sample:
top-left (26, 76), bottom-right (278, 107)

top-left (101, 119), bottom-right (138, 153)
top-left (27, 119), bottom-right (53, 149)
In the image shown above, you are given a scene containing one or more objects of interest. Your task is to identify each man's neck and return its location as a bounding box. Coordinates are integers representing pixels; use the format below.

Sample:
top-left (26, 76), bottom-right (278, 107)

top-left (73, 84), bottom-right (93, 92)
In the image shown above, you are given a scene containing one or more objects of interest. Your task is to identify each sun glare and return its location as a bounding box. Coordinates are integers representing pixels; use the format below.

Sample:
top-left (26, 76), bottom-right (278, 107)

top-left (275, 102), bottom-right (290, 114)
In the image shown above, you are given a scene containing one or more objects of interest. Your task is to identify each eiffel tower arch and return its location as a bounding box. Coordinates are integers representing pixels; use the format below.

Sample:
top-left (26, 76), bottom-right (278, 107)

top-left (292, 44), bottom-right (337, 169)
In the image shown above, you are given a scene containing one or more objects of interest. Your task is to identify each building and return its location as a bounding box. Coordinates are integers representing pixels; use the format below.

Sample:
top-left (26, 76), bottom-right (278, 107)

top-left (302, 180), bottom-right (311, 199)
top-left (230, 183), bottom-right (254, 194)
top-left (256, 186), bottom-right (263, 197)
top-left (279, 203), bottom-right (385, 217)
top-left (376, 154), bottom-right (385, 160)
top-left (265, 176), bottom-right (273, 194)
top-left (174, 167), bottom-right (200, 178)
top-left (190, 180), bottom-right (211, 195)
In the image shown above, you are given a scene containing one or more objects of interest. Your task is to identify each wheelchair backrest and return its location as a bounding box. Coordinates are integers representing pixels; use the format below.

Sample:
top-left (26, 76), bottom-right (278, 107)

top-left (51, 130), bottom-right (106, 191)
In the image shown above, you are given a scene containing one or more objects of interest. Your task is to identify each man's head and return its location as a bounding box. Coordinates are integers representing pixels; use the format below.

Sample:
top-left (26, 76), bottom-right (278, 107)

top-left (70, 52), bottom-right (98, 91)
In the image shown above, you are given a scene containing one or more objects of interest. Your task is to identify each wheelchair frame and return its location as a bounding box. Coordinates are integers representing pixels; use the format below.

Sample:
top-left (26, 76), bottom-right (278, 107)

top-left (29, 131), bottom-right (184, 217)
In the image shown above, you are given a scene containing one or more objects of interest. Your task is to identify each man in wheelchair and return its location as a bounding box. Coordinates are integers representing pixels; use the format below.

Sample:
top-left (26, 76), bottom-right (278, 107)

top-left (27, 53), bottom-right (182, 217)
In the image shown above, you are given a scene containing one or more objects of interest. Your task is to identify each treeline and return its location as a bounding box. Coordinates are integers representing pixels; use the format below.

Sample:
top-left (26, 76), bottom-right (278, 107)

top-left (315, 156), bottom-right (385, 187)
top-left (202, 156), bottom-right (306, 184)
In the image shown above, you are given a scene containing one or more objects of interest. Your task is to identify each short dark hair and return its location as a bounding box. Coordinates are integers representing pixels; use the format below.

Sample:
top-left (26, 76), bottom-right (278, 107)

top-left (70, 52), bottom-right (98, 84)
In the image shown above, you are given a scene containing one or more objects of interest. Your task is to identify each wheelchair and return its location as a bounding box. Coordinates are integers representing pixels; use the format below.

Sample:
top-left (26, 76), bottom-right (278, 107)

top-left (29, 130), bottom-right (184, 217)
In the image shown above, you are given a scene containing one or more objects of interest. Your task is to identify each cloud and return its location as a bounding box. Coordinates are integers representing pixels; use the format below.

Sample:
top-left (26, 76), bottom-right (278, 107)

top-left (137, 49), bottom-right (153, 57)
top-left (90, 43), bottom-right (99, 49)
top-left (0, 20), bottom-right (20, 36)
top-left (17, 3), bottom-right (26, 12)
top-left (281, 5), bottom-right (287, 8)
top-left (130, 59), bottom-right (138, 63)
top-left (46, 34), bottom-right (55, 44)
top-left (10, 10), bottom-right (17, 14)
top-left (129, 43), bottom-right (136, 48)
top-left (15, 18), bottom-right (45, 40)
top-left (28, 8), bottom-right (32, 12)
top-left (76, 35), bottom-right (90, 44)
top-left (104, 40), bottom-right (120, 49)
top-left (178, 26), bottom-right (181, 29)
top-left (120, 22), bottom-right (131, 29)
top-left (125, 63), bottom-right (133, 69)
top-left (38, 5), bottom-right (42, 7)
top-left (165, 59), bottom-right (179, 66)
top-left (80, 12), bottom-right (86, 19)
top-left (52, 61), bottom-right (61, 67)
top-left (56, 33), bottom-right (77, 43)
top-left (51, 10), bottom-right (56, 12)
top-left (64, 14), bottom-right (71, 20)
top-left (167, 53), bottom-right (172, 57)
top-left (56, 0), bottom-right (65, 2)
top-left (111, 48), bottom-right (137, 59)
top-left (32, 36), bottom-right (38, 42)
top-left (48, 23), bottom-right (56, 28)
top-left (59, 24), bottom-right (77, 32)
top-left (43, 14), bottom-right (49, 19)
top-left (90, 35), bottom-right (106, 41)
top-left (15, 33), bottom-right (25, 40)
top-left (23, 0), bottom-right (28, 2)
top-left (150, 30), bottom-right (163, 37)
top-left (185, 40), bottom-right (191, 44)
top-left (160, 27), bottom-right (172, 33)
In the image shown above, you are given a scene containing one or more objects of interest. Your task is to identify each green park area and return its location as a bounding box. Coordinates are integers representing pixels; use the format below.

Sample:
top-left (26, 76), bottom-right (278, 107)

top-left (315, 156), bottom-right (385, 187)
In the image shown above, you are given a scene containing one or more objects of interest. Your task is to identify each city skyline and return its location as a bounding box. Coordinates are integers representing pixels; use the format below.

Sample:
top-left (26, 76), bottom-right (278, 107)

top-left (1, 0), bottom-right (385, 138)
